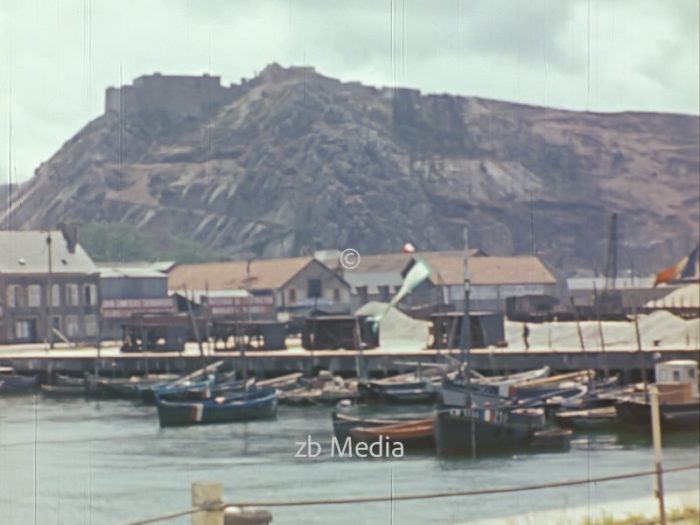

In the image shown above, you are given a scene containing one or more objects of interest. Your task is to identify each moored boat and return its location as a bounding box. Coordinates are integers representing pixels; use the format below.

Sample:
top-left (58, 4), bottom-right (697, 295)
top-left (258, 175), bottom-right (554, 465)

top-left (555, 406), bottom-right (618, 431)
top-left (0, 367), bottom-right (38, 394)
top-left (433, 406), bottom-right (546, 456)
top-left (156, 387), bottom-right (278, 427)
top-left (530, 428), bottom-right (573, 451)
top-left (358, 378), bottom-right (437, 404)
top-left (140, 375), bottom-right (216, 404)
top-left (614, 360), bottom-right (699, 432)
top-left (40, 383), bottom-right (88, 398)
top-left (350, 418), bottom-right (434, 450)
top-left (440, 366), bottom-right (551, 407)
top-left (332, 411), bottom-right (429, 442)
top-left (93, 374), bottom-right (180, 399)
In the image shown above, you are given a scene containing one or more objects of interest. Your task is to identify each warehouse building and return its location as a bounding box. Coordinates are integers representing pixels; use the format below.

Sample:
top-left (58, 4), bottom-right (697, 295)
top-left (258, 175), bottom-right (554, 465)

top-left (0, 229), bottom-right (100, 344)
top-left (167, 257), bottom-right (352, 318)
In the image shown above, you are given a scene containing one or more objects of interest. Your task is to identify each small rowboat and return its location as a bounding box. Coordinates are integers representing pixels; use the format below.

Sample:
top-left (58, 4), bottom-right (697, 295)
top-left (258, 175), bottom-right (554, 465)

top-left (350, 418), bottom-right (434, 449)
top-left (140, 376), bottom-right (216, 404)
top-left (93, 375), bottom-right (180, 399)
top-left (332, 411), bottom-right (429, 442)
top-left (40, 383), bottom-right (88, 398)
top-left (156, 387), bottom-right (278, 427)
top-left (529, 428), bottom-right (573, 451)
top-left (554, 406), bottom-right (618, 431)
top-left (358, 379), bottom-right (437, 404)
top-left (0, 367), bottom-right (38, 395)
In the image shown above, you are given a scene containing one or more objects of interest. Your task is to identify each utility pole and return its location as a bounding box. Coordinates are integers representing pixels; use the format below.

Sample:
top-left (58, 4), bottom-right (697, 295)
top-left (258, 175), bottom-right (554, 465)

top-left (46, 232), bottom-right (54, 349)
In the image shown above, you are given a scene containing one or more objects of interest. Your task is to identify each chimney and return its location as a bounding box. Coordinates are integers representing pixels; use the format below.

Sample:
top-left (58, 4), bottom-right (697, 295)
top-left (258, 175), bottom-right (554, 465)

top-left (59, 222), bottom-right (78, 254)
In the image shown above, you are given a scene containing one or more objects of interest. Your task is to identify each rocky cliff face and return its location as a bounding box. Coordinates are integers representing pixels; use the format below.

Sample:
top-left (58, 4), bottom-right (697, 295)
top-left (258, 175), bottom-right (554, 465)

top-left (7, 64), bottom-right (699, 274)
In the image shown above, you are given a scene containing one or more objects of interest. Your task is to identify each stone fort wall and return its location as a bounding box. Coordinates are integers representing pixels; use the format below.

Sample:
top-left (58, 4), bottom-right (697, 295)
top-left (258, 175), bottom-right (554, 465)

top-left (105, 73), bottom-right (240, 119)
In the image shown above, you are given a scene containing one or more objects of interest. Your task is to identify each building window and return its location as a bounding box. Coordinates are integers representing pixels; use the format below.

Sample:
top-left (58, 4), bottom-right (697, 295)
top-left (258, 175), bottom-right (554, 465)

top-left (52, 316), bottom-right (61, 332)
top-left (65, 315), bottom-right (79, 337)
top-left (85, 314), bottom-right (98, 337)
top-left (83, 284), bottom-right (97, 306)
top-left (307, 279), bottom-right (322, 299)
top-left (66, 284), bottom-right (80, 306)
top-left (333, 288), bottom-right (341, 302)
top-left (7, 285), bottom-right (24, 308)
top-left (356, 286), bottom-right (368, 304)
top-left (27, 285), bottom-right (42, 307)
top-left (49, 284), bottom-right (61, 307)
top-left (288, 288), bottom-right (297, 304)
top-left (378, 285), bottom-right (391, 302)
top-left (14, 320), bottom-right (31, 339)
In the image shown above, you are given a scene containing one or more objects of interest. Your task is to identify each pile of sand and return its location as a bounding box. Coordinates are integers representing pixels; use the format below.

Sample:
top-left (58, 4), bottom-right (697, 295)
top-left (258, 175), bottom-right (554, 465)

top-left (505, 310), bottom-right (700, 350)
top-left (355, 301), bottom-right (430, 350)
top-left (646, 284), bottom-right (700, 309)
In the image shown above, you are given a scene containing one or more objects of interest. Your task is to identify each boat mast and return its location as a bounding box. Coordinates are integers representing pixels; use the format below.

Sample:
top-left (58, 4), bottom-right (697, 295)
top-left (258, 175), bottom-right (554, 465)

top-left (459, 226), bottom-right (476, 458)
top-left (459, 227), bottom-right (472, 377)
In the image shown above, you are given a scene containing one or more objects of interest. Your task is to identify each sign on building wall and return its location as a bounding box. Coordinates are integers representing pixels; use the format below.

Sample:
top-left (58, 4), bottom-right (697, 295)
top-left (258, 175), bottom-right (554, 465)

top-left (204, 295), bottom-right (275, 317)
top-left (101, 298), bottom-right (177, 319)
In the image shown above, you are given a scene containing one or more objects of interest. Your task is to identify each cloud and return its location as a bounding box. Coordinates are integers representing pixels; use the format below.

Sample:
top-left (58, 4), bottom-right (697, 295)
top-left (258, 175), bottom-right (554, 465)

top-left (0, 0), bottom-right (697, 184)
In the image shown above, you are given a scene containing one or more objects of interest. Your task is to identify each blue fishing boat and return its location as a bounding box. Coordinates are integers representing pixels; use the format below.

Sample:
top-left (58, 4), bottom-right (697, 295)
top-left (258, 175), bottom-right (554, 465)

top-left (0, 366), bottom-right (38, 394)
top-left (156, 387), bottom-right (278, 427)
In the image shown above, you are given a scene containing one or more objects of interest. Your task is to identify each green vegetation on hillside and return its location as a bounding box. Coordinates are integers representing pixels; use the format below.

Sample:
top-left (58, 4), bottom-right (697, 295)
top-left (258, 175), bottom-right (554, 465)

top-left (79, 222), bottom-right (223, 263)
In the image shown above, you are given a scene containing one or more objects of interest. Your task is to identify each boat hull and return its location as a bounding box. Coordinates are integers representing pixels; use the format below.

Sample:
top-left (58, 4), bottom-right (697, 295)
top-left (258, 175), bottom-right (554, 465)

top-left (358, 380), bottom-right (437, 404)
top-left (0, 374), bottom-right (38, 394)
top-left (615, 398), bottom-right (700, 431)
top-left (332, 412), bottom-right (428, 442)
top-left (434, 407), bottom-right (546, 456)
top-left (157, 389), bottom-right (278, 427)
top-left (350, 419), bottom-right (434, 450)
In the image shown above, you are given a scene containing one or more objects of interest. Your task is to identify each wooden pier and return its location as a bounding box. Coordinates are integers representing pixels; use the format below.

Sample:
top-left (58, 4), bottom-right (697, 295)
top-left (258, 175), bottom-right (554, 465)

top-left (2, 343), bottom-right (698, 382)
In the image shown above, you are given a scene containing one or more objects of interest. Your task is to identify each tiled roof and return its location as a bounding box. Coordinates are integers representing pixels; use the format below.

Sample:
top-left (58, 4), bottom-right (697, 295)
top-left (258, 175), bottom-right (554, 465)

top-left (420, 254), bottom-right (557, 286)
top-left (168, 257), bottom-right (319, 291)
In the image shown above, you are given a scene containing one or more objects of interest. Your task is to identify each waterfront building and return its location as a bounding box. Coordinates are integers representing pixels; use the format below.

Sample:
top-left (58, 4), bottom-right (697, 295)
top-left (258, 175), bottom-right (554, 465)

top-left (98, 264), bottom-right (176, 340)
top-left (0, 229), bottom-right (100, 344)
top-left (167, 257), bottom-right (352, 318)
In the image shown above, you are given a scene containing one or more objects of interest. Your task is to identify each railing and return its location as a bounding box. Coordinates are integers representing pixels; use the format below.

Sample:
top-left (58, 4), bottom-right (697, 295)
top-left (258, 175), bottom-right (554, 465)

top-left (125, 463), bottom-right (700, 525)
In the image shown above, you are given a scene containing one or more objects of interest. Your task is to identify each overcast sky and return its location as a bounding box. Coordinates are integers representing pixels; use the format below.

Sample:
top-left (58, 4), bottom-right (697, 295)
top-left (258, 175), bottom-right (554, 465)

top-left (1, 0), bottom-right (698, 183)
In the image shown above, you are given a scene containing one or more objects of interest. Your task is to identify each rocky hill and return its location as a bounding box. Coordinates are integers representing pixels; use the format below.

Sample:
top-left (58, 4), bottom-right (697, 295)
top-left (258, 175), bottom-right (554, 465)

top-left (5, 64), bottom-right (699, 274)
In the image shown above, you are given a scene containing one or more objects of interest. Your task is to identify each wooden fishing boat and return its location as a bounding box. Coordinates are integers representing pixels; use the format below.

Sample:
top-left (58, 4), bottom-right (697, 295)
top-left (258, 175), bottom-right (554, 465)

top-left (555, 406), bottom-right (618, 431)
top-left (615, 360), bottom-right (700, 432)
top-left (440, 366), bottom-right (551, 407)
top-left (615, 396), bottom-right (699, 431)
top-left (93, 375), bottom-right (180, 399)
top-left (255, 372), bottom-right (304, 391)
top-left (279, 386), bottom-right (358, 406)
top-left (358, 378), bottom-right (437, 404)
top-left (529, 428), bottom-right (573, 451)
top-left (140, 375), bottom-right (217, 404)
top-left (350, 418), bottom-right (434, 449)
top-left (332, 411), bottom-right (429, 442)
top-left (0, 367), bottom-right (38, 394)
top-left (156, 387), bottom-right (278, 427)
top-left (40, 383), bottom-right (88, 398)
top-left (433, 406), bottom-right (546, 456)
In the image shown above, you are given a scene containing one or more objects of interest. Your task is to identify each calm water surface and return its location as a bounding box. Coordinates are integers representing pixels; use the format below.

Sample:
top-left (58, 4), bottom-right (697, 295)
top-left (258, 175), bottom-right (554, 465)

top-left (1, 396), bottom-right (698, 525)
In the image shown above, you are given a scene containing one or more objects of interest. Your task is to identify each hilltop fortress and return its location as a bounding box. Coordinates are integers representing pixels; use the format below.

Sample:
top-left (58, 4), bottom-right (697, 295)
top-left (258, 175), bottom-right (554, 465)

top-left (104, 65), bottom-right (320, 121)
top-left (105, 73), bottom-right (242, 120)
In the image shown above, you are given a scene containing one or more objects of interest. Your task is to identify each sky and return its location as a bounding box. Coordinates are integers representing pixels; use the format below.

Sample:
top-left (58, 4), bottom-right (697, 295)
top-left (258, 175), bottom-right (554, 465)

top-left (1, 0), bottom-right (698, 184)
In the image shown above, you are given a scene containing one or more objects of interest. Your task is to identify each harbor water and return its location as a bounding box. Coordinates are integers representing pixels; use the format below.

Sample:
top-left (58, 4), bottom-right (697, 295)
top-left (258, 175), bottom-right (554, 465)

top-left (1, 396), bottom-right (698, 525)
